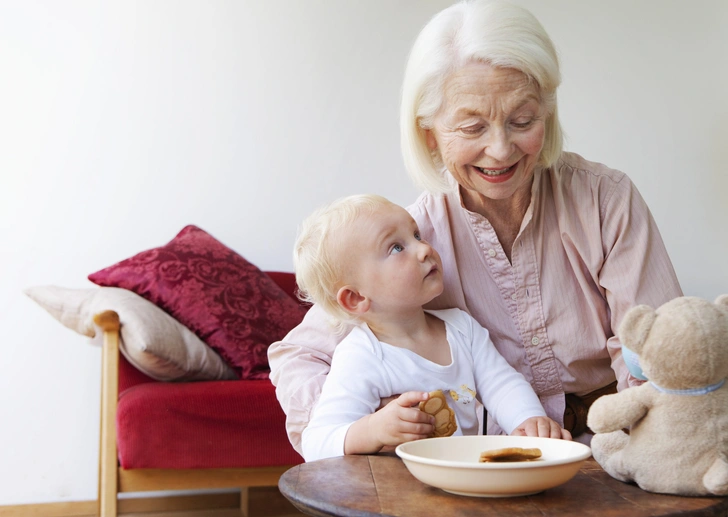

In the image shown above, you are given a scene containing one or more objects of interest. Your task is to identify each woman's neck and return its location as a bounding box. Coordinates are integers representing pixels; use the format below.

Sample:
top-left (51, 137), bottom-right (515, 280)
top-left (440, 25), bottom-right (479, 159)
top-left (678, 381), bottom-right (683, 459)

top-left (460, 181), bottom-right (533, 262)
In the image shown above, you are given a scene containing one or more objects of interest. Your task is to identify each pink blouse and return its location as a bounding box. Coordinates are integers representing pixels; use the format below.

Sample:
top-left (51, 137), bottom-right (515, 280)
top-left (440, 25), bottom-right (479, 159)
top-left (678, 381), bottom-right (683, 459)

top-left (268, 152), bottom-right (683, 454)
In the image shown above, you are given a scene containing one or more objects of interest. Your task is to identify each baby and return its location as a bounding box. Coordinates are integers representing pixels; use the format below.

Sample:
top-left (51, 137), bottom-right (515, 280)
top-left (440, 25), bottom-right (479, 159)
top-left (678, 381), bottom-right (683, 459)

top-left (295, 194), bottom-right (570, 462)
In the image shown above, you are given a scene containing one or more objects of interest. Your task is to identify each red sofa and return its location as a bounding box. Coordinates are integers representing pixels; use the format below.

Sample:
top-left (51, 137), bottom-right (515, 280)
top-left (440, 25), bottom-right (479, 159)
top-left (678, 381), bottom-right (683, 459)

top-left (97, 271), bottom-right (305, 517)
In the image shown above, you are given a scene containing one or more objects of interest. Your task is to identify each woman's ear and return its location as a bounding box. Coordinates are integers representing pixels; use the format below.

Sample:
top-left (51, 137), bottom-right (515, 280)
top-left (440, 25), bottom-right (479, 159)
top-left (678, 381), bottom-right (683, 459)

top-left (425, 129), bottom-right (438, 150)
top-left (337, 286), bottom-right (370, 315)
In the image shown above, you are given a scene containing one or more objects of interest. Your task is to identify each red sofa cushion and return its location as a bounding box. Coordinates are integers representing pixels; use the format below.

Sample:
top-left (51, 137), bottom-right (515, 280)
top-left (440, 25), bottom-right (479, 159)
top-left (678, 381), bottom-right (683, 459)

top-left (117, 376), bottom-right (302, 468)
top-left (89, 225), bottom-right (308, 380)
top-left (115, 270), bottom-right (305, 469)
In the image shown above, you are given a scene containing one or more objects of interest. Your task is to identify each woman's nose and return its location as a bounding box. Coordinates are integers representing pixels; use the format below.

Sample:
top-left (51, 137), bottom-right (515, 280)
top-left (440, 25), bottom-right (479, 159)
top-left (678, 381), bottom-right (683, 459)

top-left (483, 127), bottom-right (512, 162)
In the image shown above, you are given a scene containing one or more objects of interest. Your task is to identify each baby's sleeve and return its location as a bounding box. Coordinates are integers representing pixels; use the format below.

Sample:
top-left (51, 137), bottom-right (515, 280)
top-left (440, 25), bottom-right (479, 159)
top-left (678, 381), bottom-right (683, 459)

top-left (301, 333), bottom-right (387, 461)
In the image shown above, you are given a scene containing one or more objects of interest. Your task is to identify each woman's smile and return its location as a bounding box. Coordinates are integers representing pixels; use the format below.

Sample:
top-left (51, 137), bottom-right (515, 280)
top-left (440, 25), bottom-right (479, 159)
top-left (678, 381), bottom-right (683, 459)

top-left (474, 161), bottom-right (519, 183)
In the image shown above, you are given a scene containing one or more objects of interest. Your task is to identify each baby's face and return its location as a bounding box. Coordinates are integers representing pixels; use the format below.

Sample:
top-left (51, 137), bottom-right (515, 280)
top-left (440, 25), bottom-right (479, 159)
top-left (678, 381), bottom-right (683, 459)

top-left (339, 203), bottom-right (444, 314)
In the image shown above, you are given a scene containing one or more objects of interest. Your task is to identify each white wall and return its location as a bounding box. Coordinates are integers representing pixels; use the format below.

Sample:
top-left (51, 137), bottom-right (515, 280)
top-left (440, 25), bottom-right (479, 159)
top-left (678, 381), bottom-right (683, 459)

top-left (0, 0), bottom-right (725, 505)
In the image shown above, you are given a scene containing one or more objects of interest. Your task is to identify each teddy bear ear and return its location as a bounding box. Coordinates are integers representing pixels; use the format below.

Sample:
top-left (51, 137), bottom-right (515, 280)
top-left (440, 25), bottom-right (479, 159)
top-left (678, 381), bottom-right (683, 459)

top-left (715, 294), bottom-right (728, 308)
top-left (618, 305), bottom-right (657, 354)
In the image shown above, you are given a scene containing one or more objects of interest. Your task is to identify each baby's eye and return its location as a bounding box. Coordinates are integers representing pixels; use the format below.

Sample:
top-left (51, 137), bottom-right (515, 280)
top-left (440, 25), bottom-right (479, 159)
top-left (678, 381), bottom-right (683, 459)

top-left (414, 231), bottom-right (422, 241)
top-left (391, 244), bottom-right (404, 254)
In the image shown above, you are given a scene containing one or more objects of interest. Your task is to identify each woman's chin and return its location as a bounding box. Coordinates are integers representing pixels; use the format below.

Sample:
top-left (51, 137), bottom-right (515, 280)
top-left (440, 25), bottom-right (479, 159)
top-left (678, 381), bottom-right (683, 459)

top-left (470, 164), bottom-right (535, 201)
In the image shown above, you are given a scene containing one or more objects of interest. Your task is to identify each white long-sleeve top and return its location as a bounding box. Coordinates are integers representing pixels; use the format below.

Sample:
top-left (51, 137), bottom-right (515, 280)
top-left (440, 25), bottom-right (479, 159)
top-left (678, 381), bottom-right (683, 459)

top-left (301, 308), bottom-right (546, 462)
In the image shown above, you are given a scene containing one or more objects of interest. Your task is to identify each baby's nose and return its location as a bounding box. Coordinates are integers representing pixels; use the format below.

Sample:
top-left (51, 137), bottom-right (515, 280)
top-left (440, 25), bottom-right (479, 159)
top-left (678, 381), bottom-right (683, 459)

top-left (417, 241), bottom-right (432, 260)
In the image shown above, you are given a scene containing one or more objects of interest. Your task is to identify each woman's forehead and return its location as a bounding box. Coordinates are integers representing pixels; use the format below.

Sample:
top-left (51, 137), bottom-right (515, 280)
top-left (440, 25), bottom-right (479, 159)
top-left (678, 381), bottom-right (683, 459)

top-left (440, 62), bottom-right (540, 117)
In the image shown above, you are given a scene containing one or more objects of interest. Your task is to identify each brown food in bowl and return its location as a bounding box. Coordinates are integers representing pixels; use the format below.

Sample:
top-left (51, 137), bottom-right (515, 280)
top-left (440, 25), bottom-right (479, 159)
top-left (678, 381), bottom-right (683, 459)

top-left (479, 447), bottom-right (542, 462)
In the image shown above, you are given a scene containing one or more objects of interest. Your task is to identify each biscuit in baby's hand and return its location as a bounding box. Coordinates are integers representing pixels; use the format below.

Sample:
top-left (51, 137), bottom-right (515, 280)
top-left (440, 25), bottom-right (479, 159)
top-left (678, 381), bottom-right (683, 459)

top-left (479, 447), bottom-right (542, 462)
top-left (419, 390), bottom-right (457, 438)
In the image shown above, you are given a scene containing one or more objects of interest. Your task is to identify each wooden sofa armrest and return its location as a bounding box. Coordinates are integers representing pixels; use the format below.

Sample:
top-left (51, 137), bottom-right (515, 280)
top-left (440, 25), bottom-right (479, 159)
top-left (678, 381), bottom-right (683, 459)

top-left (94, 310), bottom-right (120, 517)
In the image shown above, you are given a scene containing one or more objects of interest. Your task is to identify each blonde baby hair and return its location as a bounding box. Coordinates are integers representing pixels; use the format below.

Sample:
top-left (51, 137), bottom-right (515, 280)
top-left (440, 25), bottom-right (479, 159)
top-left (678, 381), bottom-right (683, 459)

top-left (294, 194), bottom-right (394, 331)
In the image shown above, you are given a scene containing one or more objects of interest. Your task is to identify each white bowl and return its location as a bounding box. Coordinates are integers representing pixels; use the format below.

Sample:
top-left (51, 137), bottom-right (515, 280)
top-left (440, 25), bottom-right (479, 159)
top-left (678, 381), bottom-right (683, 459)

top-left (395, 435), bottom-right (592, 497)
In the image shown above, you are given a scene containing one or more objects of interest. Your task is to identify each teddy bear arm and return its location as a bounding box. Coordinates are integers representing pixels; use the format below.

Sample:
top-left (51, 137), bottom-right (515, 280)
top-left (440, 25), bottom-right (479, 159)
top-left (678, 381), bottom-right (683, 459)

top-left (587, 391), bottom-right (648, 433)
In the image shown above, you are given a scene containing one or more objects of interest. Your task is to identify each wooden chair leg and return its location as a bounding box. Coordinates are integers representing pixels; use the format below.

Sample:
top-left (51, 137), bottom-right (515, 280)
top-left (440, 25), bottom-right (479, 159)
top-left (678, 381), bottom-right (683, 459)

top-left (240, 487), bottom-right (250, 517)
top-left (96, 311), bottom-right (121, 517)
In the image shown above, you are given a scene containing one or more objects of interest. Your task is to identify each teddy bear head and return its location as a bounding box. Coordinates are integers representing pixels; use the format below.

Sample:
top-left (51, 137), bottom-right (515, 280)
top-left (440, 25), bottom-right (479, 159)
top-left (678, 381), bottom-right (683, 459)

top-left (619, 295), bottom-right (728, 390)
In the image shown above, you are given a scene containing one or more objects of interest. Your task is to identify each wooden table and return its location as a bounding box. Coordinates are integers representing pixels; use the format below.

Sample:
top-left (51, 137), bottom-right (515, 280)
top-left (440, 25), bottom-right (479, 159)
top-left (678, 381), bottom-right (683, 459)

top-left (279, 455), bottom-right (728, 517)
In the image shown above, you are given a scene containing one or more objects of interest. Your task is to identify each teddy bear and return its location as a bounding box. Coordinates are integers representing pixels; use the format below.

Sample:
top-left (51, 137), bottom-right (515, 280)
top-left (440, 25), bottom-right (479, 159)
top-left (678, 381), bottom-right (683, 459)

top-left (587, 295), bottom-right (728, 496)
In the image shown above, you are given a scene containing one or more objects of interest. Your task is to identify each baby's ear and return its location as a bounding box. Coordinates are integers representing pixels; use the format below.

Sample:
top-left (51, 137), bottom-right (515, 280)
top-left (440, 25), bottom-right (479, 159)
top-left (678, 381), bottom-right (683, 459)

top-left (337, 286), bottom-right (370, 315)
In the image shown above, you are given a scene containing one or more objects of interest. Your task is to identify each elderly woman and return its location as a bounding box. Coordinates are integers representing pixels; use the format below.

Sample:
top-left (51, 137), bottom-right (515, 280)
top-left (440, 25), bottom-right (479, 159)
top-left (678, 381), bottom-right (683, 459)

top-left (268, 0), bottom-right (682, 453)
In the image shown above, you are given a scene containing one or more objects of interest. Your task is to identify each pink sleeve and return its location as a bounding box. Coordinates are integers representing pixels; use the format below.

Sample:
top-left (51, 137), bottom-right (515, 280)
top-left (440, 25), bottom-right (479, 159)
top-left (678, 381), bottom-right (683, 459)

top-left (267, 304), bottom-right (352, 454)
top-left (599, 176), bottom-right (682, 390)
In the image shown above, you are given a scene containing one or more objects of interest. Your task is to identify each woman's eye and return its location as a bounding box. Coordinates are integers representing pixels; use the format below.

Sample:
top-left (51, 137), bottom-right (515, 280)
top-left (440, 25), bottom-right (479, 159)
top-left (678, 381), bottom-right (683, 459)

top-left (511, 119), bottom-right (534, 129)
top-left (460, 125), bottom-right (484, 135)
top-left (391, 244), bottom-right (404, 254)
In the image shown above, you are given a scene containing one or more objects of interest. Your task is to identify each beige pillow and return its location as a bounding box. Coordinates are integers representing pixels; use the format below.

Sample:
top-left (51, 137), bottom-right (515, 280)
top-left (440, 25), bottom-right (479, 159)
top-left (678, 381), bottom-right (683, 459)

top-left (25, 285), bottom-right (237, 382)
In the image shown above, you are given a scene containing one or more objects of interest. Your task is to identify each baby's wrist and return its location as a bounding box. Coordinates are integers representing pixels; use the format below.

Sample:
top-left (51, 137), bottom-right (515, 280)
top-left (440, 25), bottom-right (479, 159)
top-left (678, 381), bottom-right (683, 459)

top-left (365, 412), bottom-right (387, 450)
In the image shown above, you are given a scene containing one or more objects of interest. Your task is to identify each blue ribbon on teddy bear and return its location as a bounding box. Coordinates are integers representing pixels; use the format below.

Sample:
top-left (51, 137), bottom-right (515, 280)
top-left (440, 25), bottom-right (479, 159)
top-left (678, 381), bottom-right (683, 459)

top-left (624, 344), bottom-right (725, 394)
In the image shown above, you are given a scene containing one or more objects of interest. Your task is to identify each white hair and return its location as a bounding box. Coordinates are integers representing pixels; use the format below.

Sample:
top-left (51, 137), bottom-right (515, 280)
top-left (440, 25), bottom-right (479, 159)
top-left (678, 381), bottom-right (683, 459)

top-left (294, 194), bottom-right (393, 331)
top-left (400, 0), bottom-right (563, 193)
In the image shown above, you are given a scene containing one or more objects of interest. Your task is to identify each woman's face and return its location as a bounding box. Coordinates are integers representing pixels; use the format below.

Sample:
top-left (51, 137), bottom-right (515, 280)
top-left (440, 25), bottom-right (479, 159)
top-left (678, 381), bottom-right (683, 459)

top-left (426, 62), bottom-right (546, 203)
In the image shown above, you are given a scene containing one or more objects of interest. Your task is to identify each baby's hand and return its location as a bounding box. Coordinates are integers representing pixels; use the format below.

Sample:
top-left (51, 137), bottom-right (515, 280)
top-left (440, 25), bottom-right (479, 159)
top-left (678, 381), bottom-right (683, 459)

top-left (369, 391), bottom-right (434, 447)
top-left (511, 416), bottom-right (572, 440)
top-left (377, 394), bottom-right (399, 409)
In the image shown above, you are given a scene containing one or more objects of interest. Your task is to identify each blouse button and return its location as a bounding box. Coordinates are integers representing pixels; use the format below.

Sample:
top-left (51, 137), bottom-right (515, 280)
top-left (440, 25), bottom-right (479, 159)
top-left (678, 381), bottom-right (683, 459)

top-left (511, 293), bottom-right (517, 301)
top-left (531, 336), bottom-right (540, 346)
top-left (488, 249), bottom-right (496, 257)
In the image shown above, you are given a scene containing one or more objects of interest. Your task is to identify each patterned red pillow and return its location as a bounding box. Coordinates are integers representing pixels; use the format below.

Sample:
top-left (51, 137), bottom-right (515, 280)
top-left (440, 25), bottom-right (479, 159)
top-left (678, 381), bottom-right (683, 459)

top-left (88, 225), bottom-right (306, 380)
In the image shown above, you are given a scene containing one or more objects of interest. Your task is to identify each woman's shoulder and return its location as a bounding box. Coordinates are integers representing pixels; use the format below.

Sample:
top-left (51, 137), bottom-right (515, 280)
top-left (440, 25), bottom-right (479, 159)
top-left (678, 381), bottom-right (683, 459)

top-left (553, 152), bottom-right (629, 185)
top-left (547, 152), bottom-right (639, 206)
top-left (406, 188), bottom-right (461, 237)
top-left (406, 190), bottom-right (446, 218)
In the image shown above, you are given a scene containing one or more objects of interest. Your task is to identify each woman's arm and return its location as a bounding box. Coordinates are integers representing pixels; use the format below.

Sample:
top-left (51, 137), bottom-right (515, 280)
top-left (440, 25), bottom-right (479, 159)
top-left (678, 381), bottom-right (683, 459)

top-left (598, 175), bottom-right (682, 389)
top-left (268, 304), bottom-right (353, 455)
